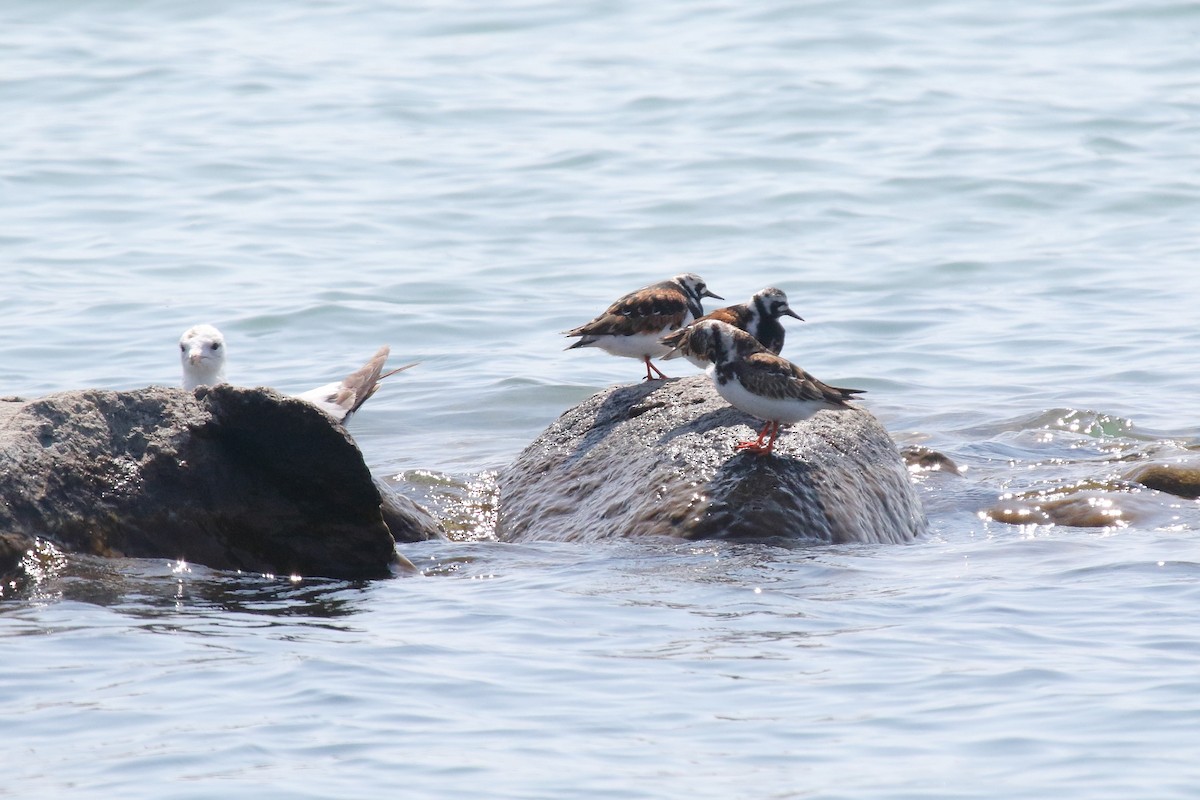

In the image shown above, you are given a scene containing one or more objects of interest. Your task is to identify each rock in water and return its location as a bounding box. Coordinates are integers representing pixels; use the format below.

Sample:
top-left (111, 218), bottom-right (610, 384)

top-left (0, 532), bottom-right (32, 589)
top-left (498, 375), bottom-right (925, 544)
top-left (0, 386), bottom-right (441, 579)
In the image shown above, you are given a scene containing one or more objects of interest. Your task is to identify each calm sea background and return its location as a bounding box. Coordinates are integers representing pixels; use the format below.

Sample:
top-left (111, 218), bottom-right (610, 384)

top-left (3, 0), bottom-right (1200, 797)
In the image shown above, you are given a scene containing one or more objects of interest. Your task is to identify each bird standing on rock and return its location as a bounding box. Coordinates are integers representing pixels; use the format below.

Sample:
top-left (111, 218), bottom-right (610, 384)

top-left (662, 319), bottom-right (863, 455)
top-left (660, 286), bottom-right (802, 367)
top-left (563, 273), bottom-right (723, 381)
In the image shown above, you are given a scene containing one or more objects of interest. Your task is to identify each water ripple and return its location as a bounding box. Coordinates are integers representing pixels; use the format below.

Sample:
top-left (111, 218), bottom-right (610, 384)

top-left (5, 0), bottom-right (1200, 796)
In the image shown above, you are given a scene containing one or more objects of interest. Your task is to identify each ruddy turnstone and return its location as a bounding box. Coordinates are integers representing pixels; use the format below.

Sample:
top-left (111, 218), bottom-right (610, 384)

top-left (668, 319), bottom-right (864, 455)
top-left (563, 273), bottom-right (723, 380)
top-left (179, 324), bottom-right (416, 424)
top-left (660, 286), bottom-right (802, 367)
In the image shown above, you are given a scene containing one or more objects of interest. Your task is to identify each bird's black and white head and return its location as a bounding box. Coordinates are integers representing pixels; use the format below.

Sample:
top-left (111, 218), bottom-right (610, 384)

top-left (180, 324), bottom-right (227, 390)
top-left (670, 318), bottom-right (754, 366)
top-left (671, 273), bottom-right (724, 307)
top-left (752, 287), bottom-right (803, 322)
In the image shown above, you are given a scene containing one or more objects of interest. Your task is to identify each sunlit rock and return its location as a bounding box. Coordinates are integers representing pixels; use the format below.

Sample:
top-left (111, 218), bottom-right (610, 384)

top-left (498, 375), bottom-right (926, 544)
top-left (900, 444), bottom-right (961, 475)
top-left (0, 532), bottom-right (34, 590)
top-left (1125, 462), bottom-right (1200, 500)
top-left (984, 484), bottom-right (1171, 529)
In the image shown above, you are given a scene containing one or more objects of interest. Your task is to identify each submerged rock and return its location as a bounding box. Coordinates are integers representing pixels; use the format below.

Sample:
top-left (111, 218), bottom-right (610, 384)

top-left (985, 488), bottom-right (1158, 528)
top-left (498, 375), bottom-right (925, 544)
top-left (378, 478), bottom-right (444, 544)
top-left (900, 444), bottom-right (961, 475)
top-left (0, 386), bottom-right (441, 580)
top-left (1124, 462), bottom-right (1200, 500)
top-left (0, 532), bottom-right (32, 589)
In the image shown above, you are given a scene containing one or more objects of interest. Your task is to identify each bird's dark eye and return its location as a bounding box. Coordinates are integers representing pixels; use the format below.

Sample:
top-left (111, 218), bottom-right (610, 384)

top-left (180, 343), bottom-right (186, 352)
top-left (211, 342), bottom-right (221, 351)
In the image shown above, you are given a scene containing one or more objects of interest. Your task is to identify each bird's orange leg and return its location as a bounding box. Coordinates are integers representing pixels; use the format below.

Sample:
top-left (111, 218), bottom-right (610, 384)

top-left (736, 421), bottom-right (774, 452)
top-left (760, 421), bottom-right (782, 455)
top-left (643, 356), bottom-right (669, 381)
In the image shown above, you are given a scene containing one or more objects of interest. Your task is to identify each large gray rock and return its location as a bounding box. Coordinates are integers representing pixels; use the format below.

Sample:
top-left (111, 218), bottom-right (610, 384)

top-left (0, 386), bottom-right (441, 580)
top-left (498, 376), bottom-right (925, 544)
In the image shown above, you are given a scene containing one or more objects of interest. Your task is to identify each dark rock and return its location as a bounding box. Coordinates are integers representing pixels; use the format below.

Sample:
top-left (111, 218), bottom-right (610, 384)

top-left (0, 385), bottom-right (440, 579)
top-left (1, 532), bottom-right (34, 589)
top-left (376, 478), bottom-right (444, 544)
top-left (1125, 462), bottom-right (1200, 500)
top-left (985, 487), bottom-right (1168, 528)
top-left (497, 375), bottom-right (926, 544)
top-left (900, 444), bottom-right (961, 475)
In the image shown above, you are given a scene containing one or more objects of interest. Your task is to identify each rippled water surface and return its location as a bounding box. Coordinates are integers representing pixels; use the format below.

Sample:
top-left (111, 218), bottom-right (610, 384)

top-left (3, 0), bottom-right (1200, 797)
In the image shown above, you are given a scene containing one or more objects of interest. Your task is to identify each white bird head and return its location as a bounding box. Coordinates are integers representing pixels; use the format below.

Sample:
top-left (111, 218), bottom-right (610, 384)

top-left (672, 272), bottom-right (724, 304)
top-left (752, 287), bottom-right (804, 321)
top-left (179, 324), bottom-right (228, 390)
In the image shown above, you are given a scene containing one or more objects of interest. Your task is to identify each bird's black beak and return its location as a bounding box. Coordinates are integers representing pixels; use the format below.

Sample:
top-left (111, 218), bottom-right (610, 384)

top-left (703, 289), bottom-right (724, 300)
top-left (783, 308), bottom-right (804, 321)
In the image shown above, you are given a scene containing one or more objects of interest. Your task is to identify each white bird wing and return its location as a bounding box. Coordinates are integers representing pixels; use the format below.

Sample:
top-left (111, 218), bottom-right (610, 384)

top-left (294, 346), bottom-right (418, 423)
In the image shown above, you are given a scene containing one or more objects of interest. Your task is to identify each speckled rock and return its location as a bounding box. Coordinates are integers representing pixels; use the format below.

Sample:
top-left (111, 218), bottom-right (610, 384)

top-left (498, 375), bottom-right (926, 544)
top-left (0, 386), bottom-right (441, 579)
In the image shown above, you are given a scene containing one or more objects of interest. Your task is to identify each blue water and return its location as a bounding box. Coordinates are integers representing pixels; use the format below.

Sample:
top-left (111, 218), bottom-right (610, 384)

top-left (3, 0), bottom-right (1200, 797)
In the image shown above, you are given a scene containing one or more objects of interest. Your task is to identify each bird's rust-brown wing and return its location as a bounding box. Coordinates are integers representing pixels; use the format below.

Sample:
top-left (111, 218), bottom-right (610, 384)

top-left (565, 282), bottom-right (693, 340)
top-left (735, 351), bottom-right (864, 405)
top-left (704, 304), bottom-right (751, 329)
top-left (659, 303), bottom-right (750, 352)
top-left (659, 326), bottom-right (687, 351)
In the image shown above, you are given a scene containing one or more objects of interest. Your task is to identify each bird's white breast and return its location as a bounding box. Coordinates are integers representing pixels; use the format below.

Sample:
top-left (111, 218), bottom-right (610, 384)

top-left (587, 319), bottom-right (692, 360)
top-left (708, 364), bottom-right (828, 425)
